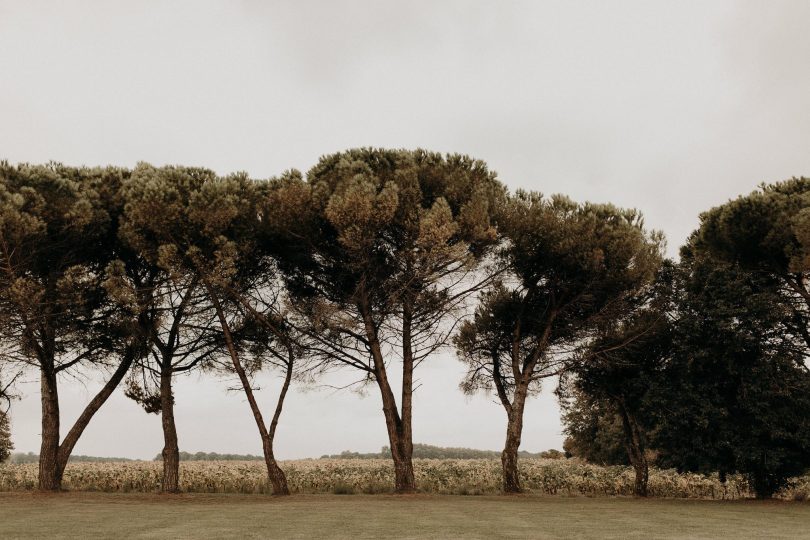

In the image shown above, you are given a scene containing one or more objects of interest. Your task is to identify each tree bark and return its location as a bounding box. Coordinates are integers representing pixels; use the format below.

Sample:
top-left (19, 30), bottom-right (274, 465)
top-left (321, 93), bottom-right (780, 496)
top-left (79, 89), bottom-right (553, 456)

top-left (501, 387), bottom-right (527, 494)
top-left (261, 437), bottom-right (289, 496)
top-left (38, 368), bottom-right (61, 491)
top-left (159, 364), bottom-right (180, 493)
top-left (618, 401), bottom-right (648, 497)
top-left (373, 361), bottom-right (412, 491)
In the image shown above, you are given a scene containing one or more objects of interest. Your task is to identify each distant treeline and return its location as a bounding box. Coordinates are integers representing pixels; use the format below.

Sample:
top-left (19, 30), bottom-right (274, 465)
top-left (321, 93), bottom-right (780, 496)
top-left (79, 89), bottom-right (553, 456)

top-left (152, 451), bottom-right (266, 461)
top-left (8, 452), bottom-right (134, 464)
top-left (320, 444), bottom-right (565, 460)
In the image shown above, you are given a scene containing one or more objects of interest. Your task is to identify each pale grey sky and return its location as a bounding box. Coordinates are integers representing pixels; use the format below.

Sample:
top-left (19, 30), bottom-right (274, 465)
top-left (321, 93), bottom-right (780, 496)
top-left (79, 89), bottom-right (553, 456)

top-left (1, 0), bottom-right (808, 459)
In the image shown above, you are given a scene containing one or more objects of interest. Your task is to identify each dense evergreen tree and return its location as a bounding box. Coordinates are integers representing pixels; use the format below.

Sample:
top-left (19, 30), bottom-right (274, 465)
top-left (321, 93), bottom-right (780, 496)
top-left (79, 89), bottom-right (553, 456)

top-left (271, 148), bottom-right (504, 493)
top-left (116, 164), bottom-right (228, 492)
top-left (653, 250), bottom-right (810, 498)
top-left (650, 180), bottom-right (810, 498)
top-left (119, 164), bottom-right (302, 495)
top-left (0, 163), bottom-right (136, 490)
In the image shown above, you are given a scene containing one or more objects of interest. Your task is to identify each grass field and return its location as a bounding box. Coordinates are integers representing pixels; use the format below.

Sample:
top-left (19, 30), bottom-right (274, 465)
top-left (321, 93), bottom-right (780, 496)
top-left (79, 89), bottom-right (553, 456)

top-left (0, 492), bottom-right (808, 539)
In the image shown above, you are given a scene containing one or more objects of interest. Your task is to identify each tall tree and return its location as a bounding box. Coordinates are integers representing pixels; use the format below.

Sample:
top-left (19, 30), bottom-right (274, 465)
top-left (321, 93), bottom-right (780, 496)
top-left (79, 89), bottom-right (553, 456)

top-left (271, 149), bottom-right (504, 493)
top-left (189, 173), bottom-right (304, 496)
top-left (653, 245), bottom-right (810, 498)
top-left (455, 192), bottom-right (663, 493)
top-left (117, 164), bottom-right (223, 493)
top-left (0, 162), bottom-right (136, 491)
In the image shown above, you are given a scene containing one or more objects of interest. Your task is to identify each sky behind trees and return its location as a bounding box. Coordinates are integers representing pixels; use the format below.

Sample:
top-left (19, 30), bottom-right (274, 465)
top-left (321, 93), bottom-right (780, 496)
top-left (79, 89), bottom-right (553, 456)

top-left (1, 0), bottom-right (808, 459)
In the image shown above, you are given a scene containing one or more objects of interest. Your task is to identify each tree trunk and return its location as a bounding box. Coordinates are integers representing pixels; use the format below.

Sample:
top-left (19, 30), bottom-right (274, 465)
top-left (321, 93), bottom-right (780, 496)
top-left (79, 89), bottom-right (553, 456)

top-left (396, 300), bottom-right (415, 493)
top-left (618, 401), bottom-right (648, 497)
top-left (501, 389), bottom-right (527, 494)
top-left (261, 437), bottom-right (289, 496)
top-left (159, 365), bottom-right (180, 493)
top-left (38, 368), bottom-right (61, 491)
top-left (373, 353), bottom-right (415, 493)
top-left (55, 350), bottom-right (135, 482)
top-left (359, 300), bottom-right (416, 493)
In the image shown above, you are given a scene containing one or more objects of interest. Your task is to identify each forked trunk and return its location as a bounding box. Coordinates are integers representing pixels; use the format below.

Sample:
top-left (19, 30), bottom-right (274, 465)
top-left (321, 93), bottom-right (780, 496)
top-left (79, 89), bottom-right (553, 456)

top-left (38, 369), bottom-right (61, 491)
top-left (209, 287), bottom-right (290, 496)
top-left (376, 362), bottom-right (415, 493)
top-left (360, 300), bottom-right (416, 494)
top-left (160, 366), bottom-right (180, 493)
top-left (262, 438), bottom-right (290, 496)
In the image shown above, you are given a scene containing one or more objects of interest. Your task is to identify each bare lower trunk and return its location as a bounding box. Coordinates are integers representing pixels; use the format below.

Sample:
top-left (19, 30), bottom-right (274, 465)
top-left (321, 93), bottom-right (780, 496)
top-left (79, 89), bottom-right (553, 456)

top-left (501, 390), bottom-right (526, 494)
top-left (360, 299), bottom-right (415, 494)
top-left (160, 367), bottom-right (180, 493)
top-left (395, 300), bottom-right (415, 493)
top-left (375, 360), bottom-right (415, 493)
top-left (618, 401), bottom-right (648, 497)
top-left (38, 369), bottom-right (61, 491)
top-left (261, 438), bottom-right (289, 496)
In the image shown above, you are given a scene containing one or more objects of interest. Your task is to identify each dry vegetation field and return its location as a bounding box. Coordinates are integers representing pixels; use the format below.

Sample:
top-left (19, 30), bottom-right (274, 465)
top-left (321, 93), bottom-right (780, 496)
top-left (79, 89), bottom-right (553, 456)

top-left (2, 458), bottom-right (810, 500)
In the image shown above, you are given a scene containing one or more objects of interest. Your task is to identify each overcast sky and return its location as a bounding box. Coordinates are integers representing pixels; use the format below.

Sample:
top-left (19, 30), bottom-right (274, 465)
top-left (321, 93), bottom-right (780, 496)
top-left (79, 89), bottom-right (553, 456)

top-left (1, 0), bottom-right (809, 460)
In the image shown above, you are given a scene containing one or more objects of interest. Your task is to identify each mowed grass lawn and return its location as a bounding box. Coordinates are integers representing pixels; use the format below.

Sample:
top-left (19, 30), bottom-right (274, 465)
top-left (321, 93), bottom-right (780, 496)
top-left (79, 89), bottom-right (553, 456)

top-left (0, 493), bottom-right (808, 540)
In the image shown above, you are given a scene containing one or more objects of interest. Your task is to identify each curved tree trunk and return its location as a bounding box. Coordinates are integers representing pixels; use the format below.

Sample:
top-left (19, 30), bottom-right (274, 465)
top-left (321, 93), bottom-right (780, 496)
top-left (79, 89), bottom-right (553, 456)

top-left (261, 438), bottom-right (289, 496)
top-left (55, 350), bottom-right (135, 482)
top-left (38, 350), bottom-right (136, 491)
top-left (38, 368), bottom-right (61, 491)
top-left (501, 388), bottom-right (527, 494)
top-left (160, 366), bottom-right (180, 493)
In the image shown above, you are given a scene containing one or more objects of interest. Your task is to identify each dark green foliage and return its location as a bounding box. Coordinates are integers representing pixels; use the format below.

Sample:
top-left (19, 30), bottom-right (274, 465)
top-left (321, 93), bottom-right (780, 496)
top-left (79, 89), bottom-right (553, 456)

top-left (455, 190), bottom-right (663, 492)
top-left (0, 162), bottom-right (126, 373)
top-left (653, 249), bottom-right (810, 498)
top-left (691, 177), bottom-right (810, 351)
top-left (562, 395), bottom-right (628, 465)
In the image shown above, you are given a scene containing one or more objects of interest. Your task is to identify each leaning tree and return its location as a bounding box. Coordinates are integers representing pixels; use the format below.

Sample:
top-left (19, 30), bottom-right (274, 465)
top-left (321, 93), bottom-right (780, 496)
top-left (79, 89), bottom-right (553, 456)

top-left (117, 163), bottom-right (224, 493)
top-left (454, 192), bottom-right (663, 493)
top-left (0, 162), bottom-right (138, 490)
top-left (270, 148), bottom-right (505, 493)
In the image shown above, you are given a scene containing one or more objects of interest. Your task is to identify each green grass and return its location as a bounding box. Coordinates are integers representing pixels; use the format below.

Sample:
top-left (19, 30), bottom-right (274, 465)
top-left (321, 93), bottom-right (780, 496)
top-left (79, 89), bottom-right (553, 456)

top-left (0, 492), bottom-right (807, 539)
